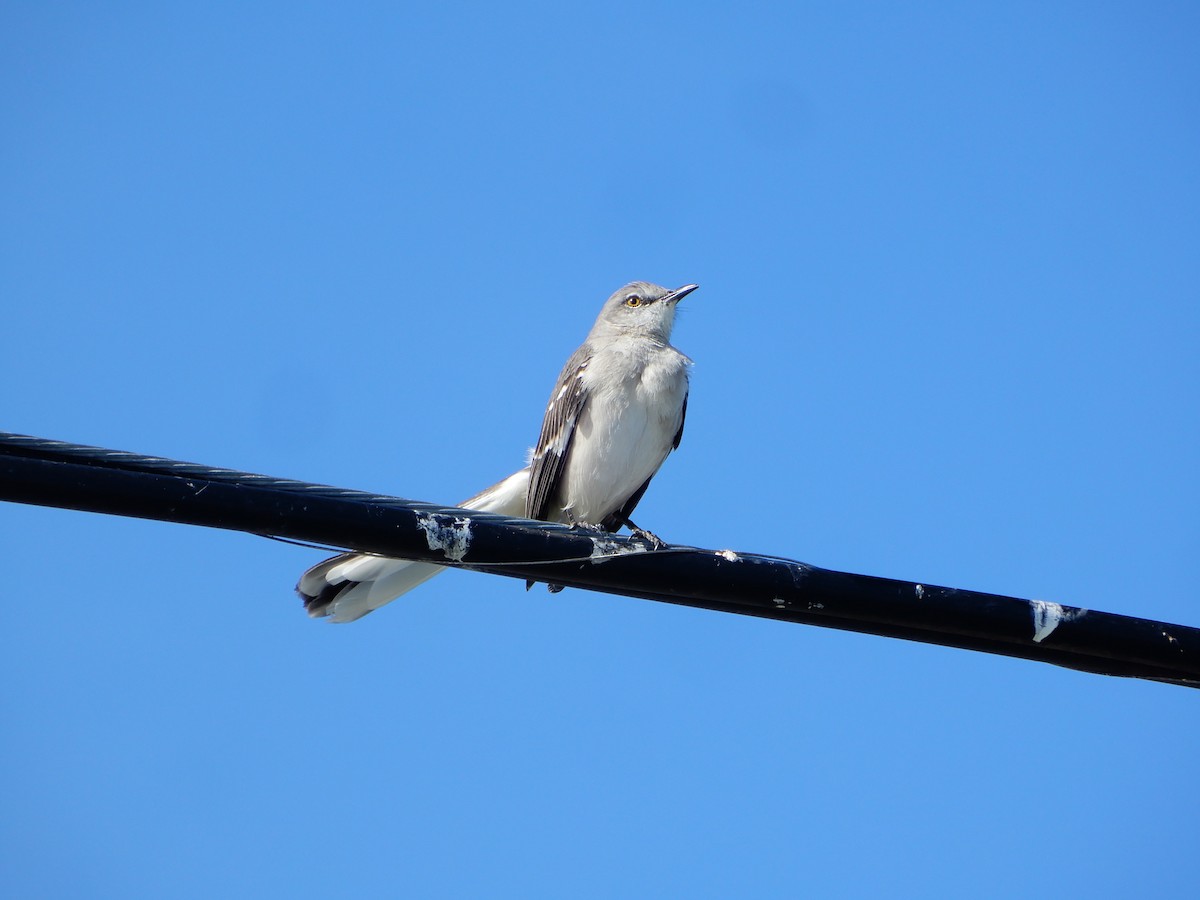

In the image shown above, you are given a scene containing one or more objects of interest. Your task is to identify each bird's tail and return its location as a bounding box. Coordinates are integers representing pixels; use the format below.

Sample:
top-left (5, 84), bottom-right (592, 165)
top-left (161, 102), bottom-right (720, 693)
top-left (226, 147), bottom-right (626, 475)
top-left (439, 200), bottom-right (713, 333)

top-left (296, 467), bottom-right (531, 622)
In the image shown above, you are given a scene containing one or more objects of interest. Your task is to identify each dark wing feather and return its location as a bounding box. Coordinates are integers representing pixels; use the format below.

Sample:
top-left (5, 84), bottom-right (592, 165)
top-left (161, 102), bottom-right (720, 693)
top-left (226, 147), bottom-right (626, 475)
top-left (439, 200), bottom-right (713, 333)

top-left (526, 346), bottom-right (592, 522)
top-left (673, 391), bottom-right (688, 449)
top-left (602, 477), bottom-right (652, 531)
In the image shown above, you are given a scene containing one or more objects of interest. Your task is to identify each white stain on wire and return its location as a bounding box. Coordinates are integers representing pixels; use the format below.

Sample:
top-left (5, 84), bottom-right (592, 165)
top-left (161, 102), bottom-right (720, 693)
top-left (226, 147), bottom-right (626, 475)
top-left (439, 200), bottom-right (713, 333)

top-left (1030, 599), bottom-right (1085, 643)
top-left (589, 538), bottom-right (648, 564)
top-left (415, 513), bottom-right (472, 561)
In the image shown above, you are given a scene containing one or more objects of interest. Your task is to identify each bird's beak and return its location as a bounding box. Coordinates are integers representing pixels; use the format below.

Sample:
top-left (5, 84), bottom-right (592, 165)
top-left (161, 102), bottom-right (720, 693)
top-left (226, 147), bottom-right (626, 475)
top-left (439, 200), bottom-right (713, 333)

top-left (666, 284), bottom-right (699, 305)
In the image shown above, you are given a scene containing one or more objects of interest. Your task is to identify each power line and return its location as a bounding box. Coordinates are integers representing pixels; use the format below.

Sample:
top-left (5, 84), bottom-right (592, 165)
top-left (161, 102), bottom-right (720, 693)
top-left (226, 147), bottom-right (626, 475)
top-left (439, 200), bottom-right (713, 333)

top-left (1, 431), bottom-right (1196, 688)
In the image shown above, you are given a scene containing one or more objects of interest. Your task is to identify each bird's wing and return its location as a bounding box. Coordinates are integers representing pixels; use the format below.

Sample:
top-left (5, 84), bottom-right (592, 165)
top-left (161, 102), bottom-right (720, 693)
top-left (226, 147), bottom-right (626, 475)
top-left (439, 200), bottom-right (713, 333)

top-left (673, 390), bottom-right (688, 449)
top-left (526, 345), bottom-right (593, 522)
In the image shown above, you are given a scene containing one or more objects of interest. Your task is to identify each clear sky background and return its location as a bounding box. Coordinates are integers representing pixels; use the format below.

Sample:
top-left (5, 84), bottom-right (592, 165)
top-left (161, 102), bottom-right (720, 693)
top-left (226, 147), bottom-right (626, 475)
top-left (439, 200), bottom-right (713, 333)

top-left (2, 3), bottom-right (1197, 897)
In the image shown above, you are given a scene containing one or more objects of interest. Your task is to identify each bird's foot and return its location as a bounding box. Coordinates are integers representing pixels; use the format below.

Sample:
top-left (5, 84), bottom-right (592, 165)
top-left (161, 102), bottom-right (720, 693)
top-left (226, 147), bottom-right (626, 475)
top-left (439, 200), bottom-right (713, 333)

top-left (567, 521), bottom-right (608, 535)
top-left (630, 528), bottom-right (667, 551)
top-left (526, 579), bottom-right (565, 593)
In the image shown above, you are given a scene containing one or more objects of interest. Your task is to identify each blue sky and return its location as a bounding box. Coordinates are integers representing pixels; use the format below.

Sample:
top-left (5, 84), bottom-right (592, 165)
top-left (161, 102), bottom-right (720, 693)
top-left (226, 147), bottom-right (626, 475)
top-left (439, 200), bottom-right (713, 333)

top-left (2, 2), bottom-right (1197, 897)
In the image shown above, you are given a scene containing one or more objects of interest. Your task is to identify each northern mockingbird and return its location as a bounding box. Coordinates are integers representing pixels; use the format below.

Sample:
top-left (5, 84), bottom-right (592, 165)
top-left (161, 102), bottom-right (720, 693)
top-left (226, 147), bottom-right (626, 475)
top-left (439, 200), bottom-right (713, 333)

top-left (297, 280), bottom-right (698, 622)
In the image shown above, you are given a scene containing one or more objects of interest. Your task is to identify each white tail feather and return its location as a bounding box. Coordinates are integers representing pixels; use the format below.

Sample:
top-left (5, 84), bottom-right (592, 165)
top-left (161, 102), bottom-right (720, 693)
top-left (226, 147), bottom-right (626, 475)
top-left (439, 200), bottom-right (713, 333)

top-left (296, 467), bottom-right (531, 622)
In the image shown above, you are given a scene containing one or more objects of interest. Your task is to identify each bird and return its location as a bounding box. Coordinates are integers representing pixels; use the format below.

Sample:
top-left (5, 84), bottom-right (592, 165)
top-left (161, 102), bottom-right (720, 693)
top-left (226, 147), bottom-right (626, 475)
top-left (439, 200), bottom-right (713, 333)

top-left (296, 280), bottom-right (698, 622)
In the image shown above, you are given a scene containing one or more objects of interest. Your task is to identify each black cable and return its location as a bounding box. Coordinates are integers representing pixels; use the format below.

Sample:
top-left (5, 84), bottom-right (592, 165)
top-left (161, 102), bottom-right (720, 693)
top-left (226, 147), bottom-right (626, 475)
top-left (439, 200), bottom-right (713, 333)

top-left (1, 431), bottom-right (1197, 688)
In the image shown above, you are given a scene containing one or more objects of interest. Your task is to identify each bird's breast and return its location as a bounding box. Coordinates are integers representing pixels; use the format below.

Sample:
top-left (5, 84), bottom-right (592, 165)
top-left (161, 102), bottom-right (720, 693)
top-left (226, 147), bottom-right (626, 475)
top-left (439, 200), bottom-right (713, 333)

top-left (558, 345), bottom-right (690, 524)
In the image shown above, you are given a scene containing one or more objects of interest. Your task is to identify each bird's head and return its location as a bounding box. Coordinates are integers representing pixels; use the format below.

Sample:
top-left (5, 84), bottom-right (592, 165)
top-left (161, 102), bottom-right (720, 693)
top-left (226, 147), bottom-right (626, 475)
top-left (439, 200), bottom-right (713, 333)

top-left (589, 281), bottom-right (699, 342)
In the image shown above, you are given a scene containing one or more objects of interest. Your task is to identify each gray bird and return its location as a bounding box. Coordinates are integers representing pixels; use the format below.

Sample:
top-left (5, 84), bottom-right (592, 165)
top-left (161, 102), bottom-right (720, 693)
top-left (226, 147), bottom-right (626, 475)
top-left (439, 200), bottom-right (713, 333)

top-left (297, 280), bottom-right (698, 622)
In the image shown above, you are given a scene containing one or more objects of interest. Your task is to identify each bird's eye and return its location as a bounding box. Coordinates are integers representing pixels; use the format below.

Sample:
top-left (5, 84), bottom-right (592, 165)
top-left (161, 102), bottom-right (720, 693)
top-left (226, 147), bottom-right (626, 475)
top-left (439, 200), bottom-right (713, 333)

top-left (624, 295), bottom-right (643, 308)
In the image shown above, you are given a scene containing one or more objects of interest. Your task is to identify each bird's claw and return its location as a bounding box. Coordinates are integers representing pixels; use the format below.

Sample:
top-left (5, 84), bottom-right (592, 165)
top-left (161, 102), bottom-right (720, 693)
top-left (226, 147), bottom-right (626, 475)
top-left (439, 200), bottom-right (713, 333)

top-left (527, 579), bottom-right (566, 593)
top-left (567, 521), bottom-right (608, 535)
top-left (630, 528), bottom-right (667, 551)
